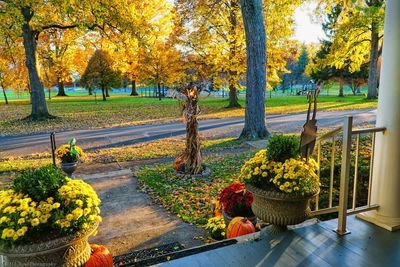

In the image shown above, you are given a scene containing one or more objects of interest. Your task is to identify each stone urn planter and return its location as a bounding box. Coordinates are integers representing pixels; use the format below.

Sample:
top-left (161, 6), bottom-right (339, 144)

top-left (246, 184), bottom-right (319, 226)
top-left (61, 161), bottom-right (78, 178)
top-left (0, 224), bottom-right (97, 267)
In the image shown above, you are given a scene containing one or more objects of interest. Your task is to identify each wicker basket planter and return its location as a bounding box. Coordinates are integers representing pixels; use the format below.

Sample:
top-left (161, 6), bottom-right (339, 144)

top-left (0, 224), bottom-right (97, 267)
top-left (246, 184), bottom-right (319, 226)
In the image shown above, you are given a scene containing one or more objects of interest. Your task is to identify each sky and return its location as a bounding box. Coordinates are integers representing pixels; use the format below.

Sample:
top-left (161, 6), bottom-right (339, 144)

top-left (294, 2), bottom-right (326, 44)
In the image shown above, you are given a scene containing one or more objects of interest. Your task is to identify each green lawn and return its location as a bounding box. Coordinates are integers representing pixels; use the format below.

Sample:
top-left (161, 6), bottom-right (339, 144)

top-left (0, 95), bottom-right (377, 136)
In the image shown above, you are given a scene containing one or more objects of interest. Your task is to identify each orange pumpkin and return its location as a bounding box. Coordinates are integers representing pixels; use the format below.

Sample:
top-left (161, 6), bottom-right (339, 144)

top-left (85, 244), bottom-right (113, 267)
top-left (227, 217), bottom-right (256, 238)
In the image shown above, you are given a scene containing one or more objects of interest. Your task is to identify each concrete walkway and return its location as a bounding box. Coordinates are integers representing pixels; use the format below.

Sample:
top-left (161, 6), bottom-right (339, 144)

top-left (81, 169), bottom-right (206, 256)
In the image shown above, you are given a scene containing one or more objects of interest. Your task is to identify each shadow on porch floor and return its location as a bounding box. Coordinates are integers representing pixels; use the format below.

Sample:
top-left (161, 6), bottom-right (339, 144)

top-left (158, 215), bottom-right (400, 267)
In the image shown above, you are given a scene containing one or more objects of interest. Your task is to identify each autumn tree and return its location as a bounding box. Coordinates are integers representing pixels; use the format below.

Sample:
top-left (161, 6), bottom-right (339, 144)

top-left (177, 0), bottom-right (300, 108)
top-left (0, 0), bottom-right (135, 119)
top-left (81, 50), bottom-right (122, 101)
top-left (316, 0), bottom-right (384, 99)
top-left (0, 25), bottom-right (28, 104)
top-left (263, 0), bottom-right (301, 89)
top-left (38, 28), bottom-right (82, 97)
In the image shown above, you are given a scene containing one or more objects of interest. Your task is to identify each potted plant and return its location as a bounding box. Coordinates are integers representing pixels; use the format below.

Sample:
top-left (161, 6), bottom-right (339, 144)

top-left (218, 182), bottom-right (256, 226)
top-left (241, 135), bottom-right (320, 227)
top-left (0, 165), bottom-right (102, 266)
top-left (205, 216), bottom-right (226, 240)
top-left (56, 138), bottom-right (85, 177)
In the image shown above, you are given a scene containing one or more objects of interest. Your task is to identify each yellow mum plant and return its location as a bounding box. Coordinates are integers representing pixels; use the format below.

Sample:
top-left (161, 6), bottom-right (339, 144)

top-left (205, 216), bottom-right (226, 240)
top-left (0, 165), bottom-right (101, 246)
top-left (56, 138), bottom-right (85, 163)
top-left (240, 135), bottom-right (320, 195)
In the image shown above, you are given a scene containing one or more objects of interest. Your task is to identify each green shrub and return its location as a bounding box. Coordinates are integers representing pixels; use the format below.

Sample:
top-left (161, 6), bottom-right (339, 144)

top-left (266, 134), bottom-right (300, 162)
top-left (12, 165), bottom-right (67, 202)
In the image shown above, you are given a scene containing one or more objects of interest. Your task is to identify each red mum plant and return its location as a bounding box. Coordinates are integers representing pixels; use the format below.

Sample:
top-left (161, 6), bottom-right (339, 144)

top-left (218, 182), bottom-right (254, 217)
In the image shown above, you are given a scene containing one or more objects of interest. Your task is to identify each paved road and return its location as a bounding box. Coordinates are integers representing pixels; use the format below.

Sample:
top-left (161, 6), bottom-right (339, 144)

top-left (0, 109), bottom-right (376, 157)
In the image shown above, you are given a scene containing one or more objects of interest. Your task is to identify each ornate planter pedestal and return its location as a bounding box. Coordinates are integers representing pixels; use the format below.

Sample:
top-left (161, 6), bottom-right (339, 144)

top-left (61, 161), bottom-right (78, 178)
top-left (246, 184), bottom-right (319, 228)
top-left (0, 224), bottom-right (97, 267)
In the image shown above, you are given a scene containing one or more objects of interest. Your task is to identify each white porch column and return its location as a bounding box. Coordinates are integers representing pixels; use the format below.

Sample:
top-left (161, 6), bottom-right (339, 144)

top-left (357, 0), bottom-right (400, 231)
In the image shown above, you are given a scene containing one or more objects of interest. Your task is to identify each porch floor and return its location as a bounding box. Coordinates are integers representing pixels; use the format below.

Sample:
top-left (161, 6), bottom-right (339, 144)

top-left (159, 215), bottom-right (400, 267)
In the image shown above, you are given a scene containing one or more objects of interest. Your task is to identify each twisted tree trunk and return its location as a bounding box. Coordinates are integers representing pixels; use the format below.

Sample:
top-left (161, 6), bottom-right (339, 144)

top-left (239, 0), bottom-right (269, 139)
top-left (183, 89), bottom-right (202, 174)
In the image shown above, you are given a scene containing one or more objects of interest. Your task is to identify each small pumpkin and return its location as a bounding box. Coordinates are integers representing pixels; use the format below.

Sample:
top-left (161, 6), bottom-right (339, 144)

top-left (227, 217), bottom-right (255, 238)
top-left (85, 244), bottom-right (113, 267)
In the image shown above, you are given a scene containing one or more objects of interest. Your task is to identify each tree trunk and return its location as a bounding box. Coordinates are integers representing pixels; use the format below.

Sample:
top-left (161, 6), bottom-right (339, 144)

top-left (101, 87), bottom-right (106, 101)
top-left (105, 87), bottom-right (110, 97)
top-left (130, 79), bottom-right (139, 96)
top-left (21, 7), bottom-right (50, 119)
top-left (227, 78), bottom-right (241, 108)
top-left (226, 1), bottom-right (241, 108)
top-left (367, 21), bottom-right (379, 99)
top-left (239, 0), bottom-right (269, 140)
top-left (338, 75), bottom-right (344, 97)
top-left (56, 79), bottom-right (67, 96)
top-left (1, 86), bottom-right (8, 105)
top-left (157, 82), bottom-right (161, 101)
top-left (88, 87), bottom-right (93, 95)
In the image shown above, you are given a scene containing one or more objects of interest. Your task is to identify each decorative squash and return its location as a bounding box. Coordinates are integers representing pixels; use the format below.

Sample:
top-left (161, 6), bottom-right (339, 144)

top-left (84, 244), bottom-right (113, 267)
top-left (214, 200), bottom-right (223, 217)
top-left (175, 156), bottom-right (185, 171)
top-left (227, 217), bottom-right (255, 238)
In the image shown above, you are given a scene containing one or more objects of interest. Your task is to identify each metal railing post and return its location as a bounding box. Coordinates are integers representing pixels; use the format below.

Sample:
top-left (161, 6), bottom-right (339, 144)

top-left (335, 116), bottom-right (352, 235)
top-left (50, 132), bottom-right (57, 167)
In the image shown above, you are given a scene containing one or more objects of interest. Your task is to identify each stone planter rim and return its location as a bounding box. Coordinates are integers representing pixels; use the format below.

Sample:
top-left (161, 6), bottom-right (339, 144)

top-left (60, 161), bottom-right (78, 167)
top-left (0, 223), bottom-right (98, 257)
top-left (246, 183), bottom-right (319, 202)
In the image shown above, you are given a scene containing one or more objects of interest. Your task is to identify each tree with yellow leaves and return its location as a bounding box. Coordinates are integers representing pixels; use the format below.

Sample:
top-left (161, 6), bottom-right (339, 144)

top-left (38, 28), bottom-right (82, 97)
top-left (177, 0), bottom-right (301, 108)
top-left (316, 0), bottom-right (385, 99)
top-left (0, 0), bottom-right (139, 119)
top-left (0, 27), bottom-right (28, 104)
